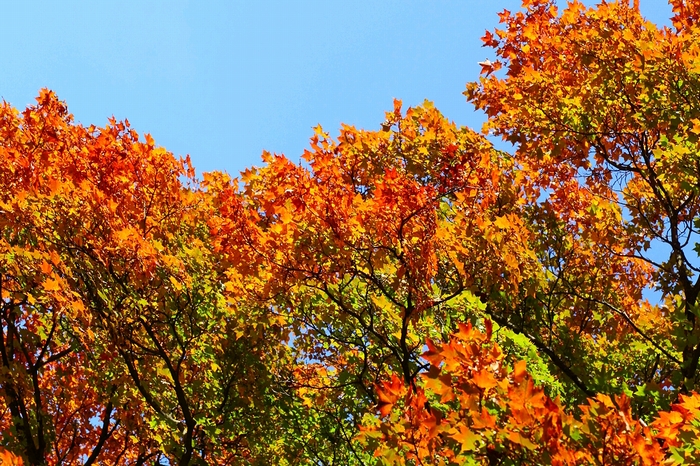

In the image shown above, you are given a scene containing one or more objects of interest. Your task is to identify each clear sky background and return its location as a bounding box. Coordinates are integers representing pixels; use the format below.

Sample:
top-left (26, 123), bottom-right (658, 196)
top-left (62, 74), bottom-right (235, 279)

top-left (1, 1), bottom-right (674, 177)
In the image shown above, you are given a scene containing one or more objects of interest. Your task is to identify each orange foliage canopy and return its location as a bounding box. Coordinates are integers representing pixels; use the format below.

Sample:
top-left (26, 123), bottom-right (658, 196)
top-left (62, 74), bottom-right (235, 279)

top-left (4, 1), bottom-right (700, 465)
top-left (0, 90), bottom-right (297, 464)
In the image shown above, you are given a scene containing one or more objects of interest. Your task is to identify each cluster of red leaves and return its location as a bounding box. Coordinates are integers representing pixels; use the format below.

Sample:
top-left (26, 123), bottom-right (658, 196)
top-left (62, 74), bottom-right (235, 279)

top-left (360, 321), bottom-right (700, 465)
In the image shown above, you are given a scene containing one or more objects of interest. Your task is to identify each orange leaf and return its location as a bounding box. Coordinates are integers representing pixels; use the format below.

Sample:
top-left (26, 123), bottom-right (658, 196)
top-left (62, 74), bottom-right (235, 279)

top-left (512, 360), bottom-right (527, 383)
top-left (472, 368), bottom-right (498, 391)
top-left (43, 278), bottom-right (61, 292)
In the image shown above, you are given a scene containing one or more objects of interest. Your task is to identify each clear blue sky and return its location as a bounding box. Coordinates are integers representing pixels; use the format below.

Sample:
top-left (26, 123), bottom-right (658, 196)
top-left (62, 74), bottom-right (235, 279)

top-left (1, 1), bottom-right (673, 176)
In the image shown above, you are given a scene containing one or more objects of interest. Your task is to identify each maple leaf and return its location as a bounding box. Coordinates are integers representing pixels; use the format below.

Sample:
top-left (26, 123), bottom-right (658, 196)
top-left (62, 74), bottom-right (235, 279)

top-left (377, 375), bottom-right (404, 417)
top-left (450, 425), bottom-right (480, 452)
top-left (472, 368), bottom-right (499, 392)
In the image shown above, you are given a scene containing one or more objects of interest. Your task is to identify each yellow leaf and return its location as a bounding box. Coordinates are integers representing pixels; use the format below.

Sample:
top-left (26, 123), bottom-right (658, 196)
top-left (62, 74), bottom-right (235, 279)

top-left (270, 223), bottom-right (283, 234)
top-left (115, 228), bottom-right (133, 241)
top-left (493, 215), bottom-right (510, 229)
top-left (168, 276), bottom-right (182, 291)
top-left (691, 118), bottom-right (700, 135)
top-left (43, 278), bottom-right (61, 292)
top-left (279, 208), bottom-right (292, 224)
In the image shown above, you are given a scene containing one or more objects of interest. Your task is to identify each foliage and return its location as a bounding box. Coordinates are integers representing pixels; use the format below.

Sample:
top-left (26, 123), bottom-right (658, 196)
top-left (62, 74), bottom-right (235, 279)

top-left (359, 321), bottom-right (700, 465)
top-left (0, 91), bottom-right (297, 464)
top-left (4, 1), bottom-right (700, 464)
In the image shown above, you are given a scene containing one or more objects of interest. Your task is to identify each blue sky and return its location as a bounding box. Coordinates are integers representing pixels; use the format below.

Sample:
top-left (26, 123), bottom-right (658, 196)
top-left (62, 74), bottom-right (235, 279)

top-left (1, 1), bottom-right (674, 176)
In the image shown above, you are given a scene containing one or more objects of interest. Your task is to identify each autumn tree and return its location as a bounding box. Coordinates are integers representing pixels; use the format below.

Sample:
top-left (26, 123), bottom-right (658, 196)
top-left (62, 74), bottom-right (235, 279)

top-left (465, 0), bottom-right (700, 401)
top-left (0, 91), bottom-right (305, 465)
top-left (360, 0), bottom-right (700, 464)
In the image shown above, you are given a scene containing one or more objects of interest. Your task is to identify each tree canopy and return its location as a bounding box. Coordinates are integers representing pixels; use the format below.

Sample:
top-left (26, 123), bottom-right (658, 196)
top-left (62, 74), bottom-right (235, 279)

top-left (2, 0), bottom-right (700, 464)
